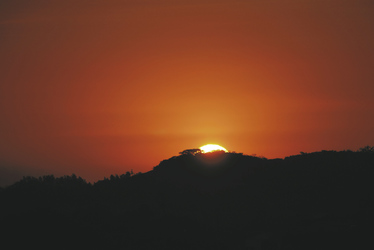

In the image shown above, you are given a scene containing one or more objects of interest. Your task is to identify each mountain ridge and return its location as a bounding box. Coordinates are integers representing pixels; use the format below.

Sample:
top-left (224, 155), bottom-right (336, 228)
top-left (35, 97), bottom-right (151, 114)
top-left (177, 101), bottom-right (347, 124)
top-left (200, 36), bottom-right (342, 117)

top-left (1, 149), bottom-right (373, 249)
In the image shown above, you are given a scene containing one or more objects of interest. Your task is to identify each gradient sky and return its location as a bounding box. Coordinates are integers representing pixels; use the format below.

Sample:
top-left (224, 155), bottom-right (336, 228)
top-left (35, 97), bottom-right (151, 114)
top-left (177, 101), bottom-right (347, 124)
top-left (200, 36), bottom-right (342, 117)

top-left (1, 0), bottom-right (374, 185)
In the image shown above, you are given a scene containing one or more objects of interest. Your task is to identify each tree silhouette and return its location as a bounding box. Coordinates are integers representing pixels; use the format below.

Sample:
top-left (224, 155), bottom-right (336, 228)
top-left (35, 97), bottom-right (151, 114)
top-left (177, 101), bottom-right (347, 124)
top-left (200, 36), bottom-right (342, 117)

top-left (179, 148), bottom-right (202, 155)
top-left (358, 145), bottom-right (374, 153)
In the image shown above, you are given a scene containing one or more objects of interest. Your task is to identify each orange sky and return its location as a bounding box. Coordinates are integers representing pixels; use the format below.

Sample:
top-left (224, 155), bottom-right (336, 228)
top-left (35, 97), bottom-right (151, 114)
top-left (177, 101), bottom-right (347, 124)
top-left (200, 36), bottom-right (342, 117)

top-left (1, 0), bottom-right (374, 184)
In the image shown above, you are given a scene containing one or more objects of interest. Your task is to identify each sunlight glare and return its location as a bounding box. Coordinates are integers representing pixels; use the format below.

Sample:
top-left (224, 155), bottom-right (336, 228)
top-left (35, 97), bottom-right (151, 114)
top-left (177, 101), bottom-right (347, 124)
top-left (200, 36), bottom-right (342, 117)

top-left (200, 144), bottom-right (228, 153)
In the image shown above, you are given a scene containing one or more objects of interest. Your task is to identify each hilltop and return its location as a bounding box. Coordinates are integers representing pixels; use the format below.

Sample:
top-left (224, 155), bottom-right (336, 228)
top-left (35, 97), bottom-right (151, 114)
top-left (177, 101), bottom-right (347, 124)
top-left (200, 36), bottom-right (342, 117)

top-left (1, 149), bottom-right (374, 249)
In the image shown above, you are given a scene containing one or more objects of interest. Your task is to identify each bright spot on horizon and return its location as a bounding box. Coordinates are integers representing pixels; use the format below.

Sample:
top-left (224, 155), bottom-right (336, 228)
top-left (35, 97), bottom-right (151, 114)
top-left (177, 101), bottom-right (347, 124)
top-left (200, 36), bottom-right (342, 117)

top-left (200, 144), bottom-right (228, 153)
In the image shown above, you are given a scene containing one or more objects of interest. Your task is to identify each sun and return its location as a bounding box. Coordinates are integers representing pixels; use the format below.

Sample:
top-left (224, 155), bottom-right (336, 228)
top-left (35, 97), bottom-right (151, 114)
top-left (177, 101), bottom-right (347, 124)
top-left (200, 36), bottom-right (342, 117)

top-left (200, 144), bottom-right (228, 153)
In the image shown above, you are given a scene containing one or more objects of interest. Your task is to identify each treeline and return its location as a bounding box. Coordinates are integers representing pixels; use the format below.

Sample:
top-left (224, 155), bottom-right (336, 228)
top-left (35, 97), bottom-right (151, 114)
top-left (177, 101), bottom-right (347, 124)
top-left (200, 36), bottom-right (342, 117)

top-left (1, 148), bottom-right (374, 249)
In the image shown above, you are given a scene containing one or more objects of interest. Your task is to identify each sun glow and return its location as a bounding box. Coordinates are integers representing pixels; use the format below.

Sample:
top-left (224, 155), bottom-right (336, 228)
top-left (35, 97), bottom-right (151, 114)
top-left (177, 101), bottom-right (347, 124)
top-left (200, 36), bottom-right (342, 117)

top-left (200, 144), bottom-right (228, 153)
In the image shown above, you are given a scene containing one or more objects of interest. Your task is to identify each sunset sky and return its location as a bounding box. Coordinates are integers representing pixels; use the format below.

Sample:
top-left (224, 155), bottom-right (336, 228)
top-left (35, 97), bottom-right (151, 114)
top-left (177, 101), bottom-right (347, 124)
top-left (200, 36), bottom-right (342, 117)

top-left (1, 0), bottom-right (374, 185)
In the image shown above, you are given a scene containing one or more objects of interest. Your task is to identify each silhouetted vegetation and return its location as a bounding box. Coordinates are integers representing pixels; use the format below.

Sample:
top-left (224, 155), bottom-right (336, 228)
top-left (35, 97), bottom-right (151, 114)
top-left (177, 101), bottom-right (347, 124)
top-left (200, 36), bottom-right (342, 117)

top-left (179, 148), bottom-right (202, 155)
top-left (1, 149), bottom-right (374, 249)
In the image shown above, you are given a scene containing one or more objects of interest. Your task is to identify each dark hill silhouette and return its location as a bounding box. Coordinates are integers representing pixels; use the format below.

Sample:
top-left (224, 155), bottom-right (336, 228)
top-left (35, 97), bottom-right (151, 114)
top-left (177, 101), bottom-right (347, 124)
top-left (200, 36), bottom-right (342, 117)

top-left (1, 149), bottom-right (374, 249)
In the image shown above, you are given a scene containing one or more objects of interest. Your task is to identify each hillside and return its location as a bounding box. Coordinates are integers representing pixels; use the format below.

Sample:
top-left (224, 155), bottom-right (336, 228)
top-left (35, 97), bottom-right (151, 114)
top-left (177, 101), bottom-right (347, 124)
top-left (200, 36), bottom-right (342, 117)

top-left (1, 150), bottom-right (374, 249)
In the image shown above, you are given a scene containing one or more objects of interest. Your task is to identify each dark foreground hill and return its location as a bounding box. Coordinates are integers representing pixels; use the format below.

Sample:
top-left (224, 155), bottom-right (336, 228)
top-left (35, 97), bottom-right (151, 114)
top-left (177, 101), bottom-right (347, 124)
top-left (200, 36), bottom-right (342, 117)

top-left (1, 150), bottom-right (374, 249)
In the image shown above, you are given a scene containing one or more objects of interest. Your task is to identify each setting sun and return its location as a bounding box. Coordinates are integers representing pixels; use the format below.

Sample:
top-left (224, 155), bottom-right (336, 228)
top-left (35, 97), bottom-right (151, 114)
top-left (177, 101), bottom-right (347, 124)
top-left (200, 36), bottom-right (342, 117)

top-left (200, 144), bottom-right (228, 153)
